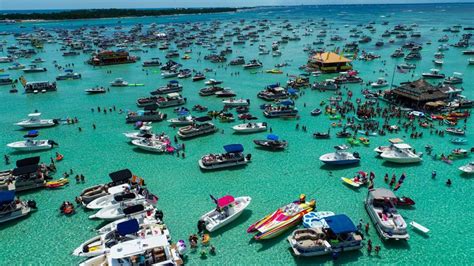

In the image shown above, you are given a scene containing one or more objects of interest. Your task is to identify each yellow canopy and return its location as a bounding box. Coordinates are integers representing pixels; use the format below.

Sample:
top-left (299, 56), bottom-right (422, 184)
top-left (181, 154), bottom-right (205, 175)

top-left (312, 52), bottom-right (352, 64)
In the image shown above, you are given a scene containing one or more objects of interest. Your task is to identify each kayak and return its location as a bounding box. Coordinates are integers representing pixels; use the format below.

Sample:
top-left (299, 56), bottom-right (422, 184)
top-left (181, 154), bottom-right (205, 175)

top-left (247, 195), bottom-right (316, 240)
top-left (341, 177), bottom-right (366, 188)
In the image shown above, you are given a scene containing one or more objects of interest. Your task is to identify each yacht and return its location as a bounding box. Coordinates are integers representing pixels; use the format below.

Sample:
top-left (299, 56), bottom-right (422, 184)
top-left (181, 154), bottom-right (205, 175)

top-left (126, 105), bottom-right (167, 123)
top-left (86, 190), bottom-right (145, 210)
top-left (459, 162), bottom-right (474, 174)
top-left (156, 93), bottom-right (186, 108)
top-left (200, 195), bottom-right (252, 232)
top-left (422, 68), bottom-right (445, 79)
top-left (287, 214), bottom-right (363, 257)
top-left (319, 145), bottom-right (360, 165)
top-left (243, 59), bottom-right (263, 69)
top-left (263, 104), bottom-right (298, 118)
top-left (257, 84), bottom-right (288, 101)
top-left (0, 191), bottom-right (36, 224)
top-left (123, 125), bottom-right (153, 141)
top-left (198, 144), bottom-right (251, 170)
top-left (374, 138), bottom-right (404, 155)
top-left (232, 122), bottom-right (267, 133)
top-left (150, 80), bottom-right (182, 95)
top-left (222, 98), bottom-right (250, 107)
top-left (56, 70), bottom-right (81, 80)
top-left (15, 113), bottom-right (57, 129)
top-left (110, 78), bottom-right (128, 87)
top-left (199, 86), bottom-right (224, 96)
top-left (131, 138), bottom-right (167, 153)
top-left (380, 143), bottom-right (422, 163)
top-left (89, 199), bottom-right (154, 221)
top-left (444, 72), bottom-right (463, 84)
top-left (167, 115), bottom-right (194, 126)
top-left (177, 116), bottom-right (217, 139)
top-left (365, 188), bottom-right (409, 240)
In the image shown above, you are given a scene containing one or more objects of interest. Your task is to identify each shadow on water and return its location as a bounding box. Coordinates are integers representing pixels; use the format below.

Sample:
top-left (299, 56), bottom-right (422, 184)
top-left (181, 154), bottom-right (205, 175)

top-left (253, 146), bottom-right (287, 152)
top-left (381, 161), bottom-right (423, 169)
top-left (199, 164), bottom-right (248, 173)
top-left (293, 249), bottom-right (364, 265)
top-left (381, 239), bottom-right (411, 250)
top-left (247, 230), bottom-right (294, 253)
top-left (320, 164), bottom-right (360, 171)
top-left (209, 209), bottom-right (252, 237)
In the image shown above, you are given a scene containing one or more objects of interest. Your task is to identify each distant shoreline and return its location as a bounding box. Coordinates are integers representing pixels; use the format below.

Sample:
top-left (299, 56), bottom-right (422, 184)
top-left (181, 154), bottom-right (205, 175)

top-left (0, 8), bottom-right (247, 22)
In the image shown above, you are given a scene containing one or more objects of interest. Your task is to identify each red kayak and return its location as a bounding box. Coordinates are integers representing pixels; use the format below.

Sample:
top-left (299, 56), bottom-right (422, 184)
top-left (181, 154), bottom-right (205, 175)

top-left (396, 196), bottom-right (415, 207)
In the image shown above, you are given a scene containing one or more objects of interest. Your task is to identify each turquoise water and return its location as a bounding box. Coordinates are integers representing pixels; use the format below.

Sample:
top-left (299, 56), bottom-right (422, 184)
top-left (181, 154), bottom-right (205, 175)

top-left (1, 3), bottom-right (474, 265)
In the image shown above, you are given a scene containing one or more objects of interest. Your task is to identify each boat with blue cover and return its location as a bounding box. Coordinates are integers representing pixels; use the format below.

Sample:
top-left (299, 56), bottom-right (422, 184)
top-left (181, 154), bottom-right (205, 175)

top-left (198, 144), bottom-right (251, 170)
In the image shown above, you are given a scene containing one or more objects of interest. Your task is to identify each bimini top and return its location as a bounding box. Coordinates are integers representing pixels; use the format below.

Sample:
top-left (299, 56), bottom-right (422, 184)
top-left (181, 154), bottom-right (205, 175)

top-left (109, 169), bottom-right (132, 183)
top-left (369, 188), bottom-right (396, 200)
top-left (12, 164), bottom-right (39, 176)
top-left (194, 116), bottom-right (212, 122)
top-left (16, 156), bottom-right (40, 168)
top-left (0, 190), bottom-right (15, 204)
top-left (144, 104), bottom-right (159, 111)
top-left (393, 143), bottom-right (412, 149)
top-left (267, 134), bottom-right (279, 141)
top-left (224, 144), bottom-right (244, 153)
top-left (217, 195), bottom-right (235, 208)
top-left (117, 218), bottom-right (140, 236)
top-left (325, 214), bottom-right (357, 234)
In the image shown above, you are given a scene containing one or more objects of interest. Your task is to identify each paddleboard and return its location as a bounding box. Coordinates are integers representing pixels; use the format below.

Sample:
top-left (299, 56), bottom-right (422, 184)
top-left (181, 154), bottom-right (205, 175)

top-left (128, 84), bottom-right (144, 87)
top-left (341, 177), bottom-right (360, 188)
top-left (410, 221), bottom-right (430, 234)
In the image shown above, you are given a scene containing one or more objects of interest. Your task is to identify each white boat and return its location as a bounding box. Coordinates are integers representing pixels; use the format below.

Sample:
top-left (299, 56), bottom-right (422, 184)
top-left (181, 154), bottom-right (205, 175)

top-left (380, 143), bottom-right (422, 164)
top-left (123, 125), bottom-right (153, 141)
top-left (7, 139), bottom-right (55, 151)
top-left (86, 191), bottom-right (144, 210)
top-left (373, 138), bottom-right (404, 154)
top-left (177, 116), bottom-right (217, 139)
top-left (198, 144), bottom-right (251, 170)
top-left (422, 68), bottom-right (445, 79)
top-left (200, 195), bottom-right (251, 232)
top-left (131, 138), bottom-right (167, 153)
top-left (365, 188), bottom-right (409, 240)
top-left (444, 72), bottom-right (463, 84)
top-left (156, 93), bottom-right (186, 108)
top-left (232, 122), bottom-right (267, 133)
top-left (89, 200), bottom-right (153, 221)
top-left (110, 78), bottom-right (128, 87)
top-left (96, 209), bottom-right (160, 235)
top-left (79, 183), bottom-right (131, 206)
top-left (409, 221), bottom-right (430, 234)
top-left (15, 113), bottom-right (57, 128)
top-left (288, 214), bottom-right (363, 257)
top-left (319, 145), bottom-right (360, 165)
top-left (0, 191), bottom-right (36, 224)
top-left (222, 98), bottom-right (250, 107)
top-left (371, 78), bottom-right (388, 88)
top-left (167, 115), bottom-right (194, 126)
top-left (459, 162), bottom-right (474, 174)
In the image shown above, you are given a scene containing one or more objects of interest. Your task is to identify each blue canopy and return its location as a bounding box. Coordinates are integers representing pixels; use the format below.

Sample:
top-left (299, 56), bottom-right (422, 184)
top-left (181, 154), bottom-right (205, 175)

top-left (0, 191), bottom-right (15, 204)
top-left (224, 144), bottom-right (244, 153)
top-left (325, 214), bottom-right (357, 234)
top-left (287, 88), bottom-right (298, 94)
top-left (178, 110), bottom-right (189, 116)
top-left (169, 80), bottom-right (179, 84)
top-left (267, 134), bottom-right (279, 141)
top-left (117, 219), bottom-right (140, 236)
top-left (279, 99), bottom-right (294, 106)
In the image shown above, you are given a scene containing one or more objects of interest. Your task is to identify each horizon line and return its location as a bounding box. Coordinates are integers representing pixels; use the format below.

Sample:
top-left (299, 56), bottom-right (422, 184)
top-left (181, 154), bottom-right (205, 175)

top-left (2, 1), bottom-right (474, 11)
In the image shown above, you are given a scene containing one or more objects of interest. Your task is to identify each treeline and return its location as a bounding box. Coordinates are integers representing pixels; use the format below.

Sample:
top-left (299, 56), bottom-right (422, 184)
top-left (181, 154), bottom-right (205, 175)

top-left (0, 8), bottom-right (240, 20)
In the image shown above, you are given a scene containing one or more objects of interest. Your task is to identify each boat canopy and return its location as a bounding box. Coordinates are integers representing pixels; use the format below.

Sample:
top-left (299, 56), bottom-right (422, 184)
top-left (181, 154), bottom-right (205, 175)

top-left (24, 130), bottom-right (39, 138)
top-left (109, 169), bottom-right (132, 183)
top-left (0, 190), bottom-right (15, 204)
top-left (16, 156), bottom-right (40, 167)
top-left (393, 143), bottom-right (412, 149)
top-left (217, 195), bottom-right (235, 208)
top-left (144, 104), bottom-right (159, 111)
top-left (224, 144), bottom-right (244, 153)
top-left (167, 92), bottom-right (180, 98)
top-left (123, 204), bottom-right (145, 215)
top-left (117, 219), bottom-right (140, 236)
top-left (267, 134), bottom-right (279, 141)
top-left (287, 88), bottom-right (298, 95)
top-left (195, 116), bottom-right (212, 122)
top-left (278, 99), bottom-right (294, 106)
top-left (12, 164), bottom-right (39, 176)
top-left (325, 214), bottom-right (357, 234)
top-left (169, 80), bottom-right (179, 84)
top-left (334, 145), bottom-right (349, 150)
top-left (369, 188), bottom-right (396, 200)
top-left (388, 138), bottom-right (404, 144)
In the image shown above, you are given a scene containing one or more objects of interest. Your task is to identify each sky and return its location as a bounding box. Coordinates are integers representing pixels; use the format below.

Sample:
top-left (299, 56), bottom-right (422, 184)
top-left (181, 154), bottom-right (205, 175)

top-left (1, 0), bottom-right (473, 10)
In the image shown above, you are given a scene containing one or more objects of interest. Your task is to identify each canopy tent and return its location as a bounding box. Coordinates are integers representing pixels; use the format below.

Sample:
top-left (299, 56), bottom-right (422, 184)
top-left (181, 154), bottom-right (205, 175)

top-left (12, 164), bottom-right (39, 176)
top-left (109, 169), bottom-right (132, 183)
top-left (117, 219), bottom-right (140, 236)
top-left (16, 156), bottom-right (40, 168)
top-left (325, 214), bottom-right (357, 234)
top-left (224, 144), bottom-right (244, 153)
top-left (0, 191), bottom-right (15, 204)
top-left (217, 195), bottom-right (235, 208)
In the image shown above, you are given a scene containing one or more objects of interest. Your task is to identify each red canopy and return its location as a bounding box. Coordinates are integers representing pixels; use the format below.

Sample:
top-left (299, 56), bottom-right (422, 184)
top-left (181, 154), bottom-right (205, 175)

top-left (217, 195), bottom-right (235, 208)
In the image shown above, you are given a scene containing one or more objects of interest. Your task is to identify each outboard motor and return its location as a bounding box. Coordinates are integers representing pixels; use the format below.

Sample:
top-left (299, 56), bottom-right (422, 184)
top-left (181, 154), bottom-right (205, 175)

top-left (353, 152), bottom-right (360, 159)
top-left (246, 154), bottom-right (252, 161)
top-left (155, 209), bottom-right (164, 221)
top-left (27, 200), bottom-right (37, 209)
top-left (53, 119), bottom-right (59, 125)
top-left (197, 219), bottom-right (206, 234)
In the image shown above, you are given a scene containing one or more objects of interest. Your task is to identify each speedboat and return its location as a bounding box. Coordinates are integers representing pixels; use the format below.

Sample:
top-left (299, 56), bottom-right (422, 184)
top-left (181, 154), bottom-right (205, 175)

top-left (23, 65), bottom-right (47, 73)
top-left (446, 127), bottom-right (465, 135)
top-left (85, 87), bottom-right (106, 94)
top-left (198, 144), bottom-right (251, 170)
top-left (215, 89), bottom-right (237, 98)
top-left (319, 145), bottom-right (360, 165)
top-left (422, 68), bottom-right (445, 79)
top-left (205, 79), bottom-right (223, 85)
top-left (123, 125), bottom-right (152, 141)
top-left (287, 214), bottom-right (363, 257)
top-left (131, 138), bottom-right (167, 153)
top-left (371, 78), bottom-right (388, 88)
top-left (247, 195), bottom-right (315, 240)
top-left (89, 199), bottom-right (154, 221)
top-left (0, 190), bottom-right (36, 224)
top-left (374, 138), bottom-right (404, 155)
top-left (7, 139), bottom-right (57, 152)
top-left (459, 162), bottom-right (474, 174)
top-left (86, 190), bottom-right (144, 210)
top-left (78, 169), bottom-right (134, 205)
top-left (365, 188), bottom-right (409, 240)
top-left (96, 208), bottom-right (160, 235)
top-left (167, 114), bottom-right (194, 126)
top-left (110, 78), bottom-right (128, 87)
top-left (243, 59), bottom-right (263, 69)
top-left (444, 72), bottom-right (463, 84)
top-left (56, 70), bottom-right (81, 80)
top-left (177, 116), bottom-right (217, 139)
top-left (312, 79), bottom-right (339, 91)
top-left (200, 195), bottom-right (251, 232)
top-left (253, 134), bottom-right (288, 150)
top-left (199, 86), bottom-right (224, 96)
top-left (222, 98), bottom-right (250, 107)
top-left (15, 113), bottom-right (57, 129)
top-left (232, 122), bottom-right (267, 133)
top-left (380, 143), bottom-right (422, 164)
